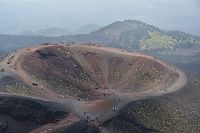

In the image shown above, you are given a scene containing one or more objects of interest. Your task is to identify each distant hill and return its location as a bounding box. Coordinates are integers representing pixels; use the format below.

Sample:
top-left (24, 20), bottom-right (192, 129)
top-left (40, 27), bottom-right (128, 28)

top-left (17, 30), bottom-right (35, 36)
top-left (80, 20), bottom-right (200, 52)
top-left (0, 34), bottom-right (55, 55)
top-left (54, 20), bottom-right (200, 52)
top-left (88, 20), bottom-right (162, 50)
top-left (18, 25), bottom-right (101, 37)
top-left (36, 27), bottom-right (72, 37)
top-left (18, 27), bottom-right (72, 37)
top-left (1, 20), bottom-right (200, 55)
top-left (76, 24), bottom-right (101, 34)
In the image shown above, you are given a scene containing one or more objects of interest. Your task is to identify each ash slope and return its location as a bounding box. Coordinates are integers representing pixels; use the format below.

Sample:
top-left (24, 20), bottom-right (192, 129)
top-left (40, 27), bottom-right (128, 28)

top-left (105, 76), bottom-right (200, 133)
top-left (0, 95), bottom-right (70, 133)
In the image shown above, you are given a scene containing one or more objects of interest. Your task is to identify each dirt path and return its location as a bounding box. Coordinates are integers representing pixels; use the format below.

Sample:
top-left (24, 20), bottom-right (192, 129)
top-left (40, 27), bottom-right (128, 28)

top-left (29, 113), bottom-right (80, 133)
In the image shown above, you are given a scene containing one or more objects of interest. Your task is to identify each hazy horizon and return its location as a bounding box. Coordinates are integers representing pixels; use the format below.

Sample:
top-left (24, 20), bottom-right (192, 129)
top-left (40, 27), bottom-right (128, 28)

top-left (0, 0), bottom-right (200, 35)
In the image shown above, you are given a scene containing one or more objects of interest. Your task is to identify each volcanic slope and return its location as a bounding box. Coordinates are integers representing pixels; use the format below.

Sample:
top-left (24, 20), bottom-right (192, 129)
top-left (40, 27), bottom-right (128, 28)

top-left (0, 43), bottom-right (187, 133)
top-left (104, 76), bottom-right (200, 133)
top-left (0, 95), bottom-right (79, 133)
top-left (0, 44), bottom-right (180, 100)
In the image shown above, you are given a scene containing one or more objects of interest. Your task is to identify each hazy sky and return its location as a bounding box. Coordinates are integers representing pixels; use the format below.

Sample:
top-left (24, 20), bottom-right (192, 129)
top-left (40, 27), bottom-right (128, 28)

top-left (0, 0), bottom-right (200, 35)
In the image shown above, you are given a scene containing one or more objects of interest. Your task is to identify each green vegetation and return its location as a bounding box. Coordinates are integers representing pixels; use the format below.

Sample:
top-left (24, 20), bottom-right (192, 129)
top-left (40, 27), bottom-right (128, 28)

top-left (85, 20), bottom-right (200, 52)
top-left (141, 32), bottom-right (177, 51)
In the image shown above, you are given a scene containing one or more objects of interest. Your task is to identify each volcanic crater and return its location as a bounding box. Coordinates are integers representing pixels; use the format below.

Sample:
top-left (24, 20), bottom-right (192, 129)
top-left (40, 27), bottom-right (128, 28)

top-left (0, 43), bottom-right (187, 133)
top-left (19, 44), bottom-right (179, 100)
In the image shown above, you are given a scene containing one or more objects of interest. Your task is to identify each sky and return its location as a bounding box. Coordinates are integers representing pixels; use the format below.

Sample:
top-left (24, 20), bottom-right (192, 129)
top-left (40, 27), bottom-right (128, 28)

top-left (0, 0), bottom-right (200, 35)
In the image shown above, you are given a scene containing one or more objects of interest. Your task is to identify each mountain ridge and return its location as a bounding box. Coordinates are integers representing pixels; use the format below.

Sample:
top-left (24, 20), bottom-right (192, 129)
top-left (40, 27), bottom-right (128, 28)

top-left (1, 19), bottom-right (200, 56)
